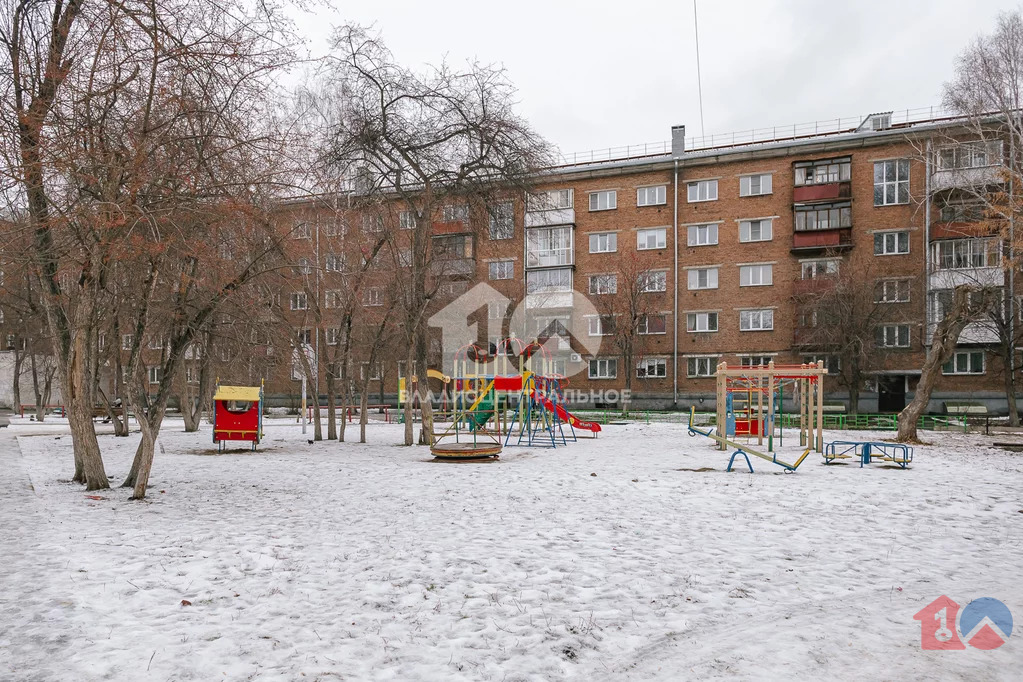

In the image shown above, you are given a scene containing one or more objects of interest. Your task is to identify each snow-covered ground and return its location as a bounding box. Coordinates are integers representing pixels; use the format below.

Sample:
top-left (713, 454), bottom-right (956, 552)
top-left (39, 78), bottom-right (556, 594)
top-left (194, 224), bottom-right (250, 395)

top-left (1, 416), bottom-right (1021, 680)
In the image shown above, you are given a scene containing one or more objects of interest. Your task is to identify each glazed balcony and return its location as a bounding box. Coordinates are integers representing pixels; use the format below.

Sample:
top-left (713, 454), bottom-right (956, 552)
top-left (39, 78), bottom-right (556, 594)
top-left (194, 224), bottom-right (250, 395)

top-left (791, 227), bottom-right (853, 253)
top-left (524, 208), bottom-right (575, 228)
top-left (792, 181), bottom-right (852, 203)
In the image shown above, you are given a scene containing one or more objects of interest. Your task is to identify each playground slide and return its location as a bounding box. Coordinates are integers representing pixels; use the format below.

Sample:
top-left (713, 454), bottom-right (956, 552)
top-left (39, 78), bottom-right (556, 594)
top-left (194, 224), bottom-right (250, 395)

top-left (531, 391), bottom-right (602, 433)
top-left (686, 407), bottom-right (809, 471)
top-left (463, 393), bottom-right (494, 430)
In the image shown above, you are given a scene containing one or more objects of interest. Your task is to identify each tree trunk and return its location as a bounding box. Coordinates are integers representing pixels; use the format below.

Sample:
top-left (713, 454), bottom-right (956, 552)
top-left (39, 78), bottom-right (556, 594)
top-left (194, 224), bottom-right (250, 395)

top-left (415, 333), bottom-right (433, 446)
top-left (13, 348), bottom-right (24, 416)
top-left (897, 287), bottom-right (978, 443)
top-left (1003, 343), bottom-right (1020, 427)
top-left (67, 314), bottom-right (108, 489)
top-left (326, 373), bottom-right (337, 440)
top-left (123, 401), bottom-right (168, 499)
top-left (403, 342), bottom-right (415, 445)
top-left (360, 383), bottom-right (369, 443)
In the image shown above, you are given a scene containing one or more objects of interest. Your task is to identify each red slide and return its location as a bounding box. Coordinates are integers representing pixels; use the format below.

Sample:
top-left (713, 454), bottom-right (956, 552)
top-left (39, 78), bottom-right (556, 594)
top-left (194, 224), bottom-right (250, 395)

top-left (531, 391), bottom-right (602, 433)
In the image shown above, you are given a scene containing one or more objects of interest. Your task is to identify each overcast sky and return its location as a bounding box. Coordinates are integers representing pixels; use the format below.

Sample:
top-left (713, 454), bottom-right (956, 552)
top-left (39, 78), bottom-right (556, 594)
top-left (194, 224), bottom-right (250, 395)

top-left (291, 0), bottom-right (1018, 156)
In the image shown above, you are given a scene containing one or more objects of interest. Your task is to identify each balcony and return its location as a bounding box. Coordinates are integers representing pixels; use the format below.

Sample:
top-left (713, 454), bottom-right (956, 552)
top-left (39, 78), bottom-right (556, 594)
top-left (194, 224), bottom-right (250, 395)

top-left (792, 327), bottom-right (827, 348)
top-left (931, 165), bottom-right (1003, 192)
top-left (431, 220), bottom-right (469, 235)
top-left (526, 249), bottom-right (573, 269)
top-left (525, 291), bottom-right (574, 309)
top-left (525, 208), bottom-right (575, 228)
top-left (926, 321), bottom-right (1000, 346)
top-left (791, 228), bottom-right (852, 253)
top-left (792, 182), bottom-right (852, 203)
top-left (931, 221), bottom-right (998, 240)
top-left (928, 267), bottom-right (1004, 291)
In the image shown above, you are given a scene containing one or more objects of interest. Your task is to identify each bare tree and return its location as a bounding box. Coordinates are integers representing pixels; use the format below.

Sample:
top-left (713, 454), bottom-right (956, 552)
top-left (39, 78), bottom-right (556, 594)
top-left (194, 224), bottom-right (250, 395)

top-left (315, 24), bottom-right (553, 446)
top-left (897, 286), bottom-right (1000, 441)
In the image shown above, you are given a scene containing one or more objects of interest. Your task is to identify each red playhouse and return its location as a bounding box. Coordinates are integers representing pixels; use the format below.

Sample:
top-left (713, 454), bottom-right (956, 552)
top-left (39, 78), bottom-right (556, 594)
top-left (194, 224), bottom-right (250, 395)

top-left (212, 383), bottom-right (264, 451)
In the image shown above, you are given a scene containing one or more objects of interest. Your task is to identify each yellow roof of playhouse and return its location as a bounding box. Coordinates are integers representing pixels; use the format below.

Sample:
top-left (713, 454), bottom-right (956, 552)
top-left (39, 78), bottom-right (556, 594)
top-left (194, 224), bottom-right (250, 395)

top-left (213, 385), bottom-right (262, 402)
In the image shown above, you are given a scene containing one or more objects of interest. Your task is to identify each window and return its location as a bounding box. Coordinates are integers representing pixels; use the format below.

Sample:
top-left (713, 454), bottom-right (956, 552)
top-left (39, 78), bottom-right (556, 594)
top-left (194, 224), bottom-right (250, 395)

top-left (434, 234), bottom-right (472, 260)
top-left (527, 189), bottom-right (573, 211)
top-left (185, 366), bottom-right (198, 384)
top-left (687, 179), bottom-right (718, 202)
top-left (739, 219), bottom-right (773, 243)
top-left (942, 351), bottom-right (985, 375)
top-left (589, 190), bottom-right (617, 211)
top-left (292, 222), bottom-right (311, 239)
top-left (122, 334), bottom-right (134, 350)
top-left (361, 362), bottom-right (383, 381)
top-left (637, 358), bottom-right (667, 378)
top-left (874, 231), bottom-right (910, 255)
top-left (589, 358), bottom-right (618, 379)
top-left (441, 204), bottom-right (469, 223)
top-left (296, 257), bottom-right (312, 275)
top-left (938, 201), bottom-right (985, 223)
top-left (875, 279), bottom-right (911, 303)
top-left (325, 253), bottom-right (345, 272)
top-left (487, 301), bottom-right (506, 321)
top-left (526, 226), bottom-right (573, 267)
top-left (148, 337), bottom-right (164, 350)
top-left (488, 260), bottom-right (514, 280)
top-left (739, 174), bottom-right (773, 196)
top-left (873, 160), bottom-right (910, 206)
top-left (97, 333), bottom-right (105, 351)
top-left (399, 211), bottom-right (417, 230)
top-left (801, 259), bottom-right (840, 279)
top-left (637, 185), bottom-right (667, 206)
top-left (687, 224), bottom-right (718, 246)
top-left (687, 356), bottom-right (717, 377)
top-left (937, 141), bottom-right (1002, 169)
top-left (687, 312), bottom-right (718, 332)
top-left (526, 268), bottom-right (572, 294)
top-left (931, 238), bottom-right (1000, 270)
top-left (397, 249), bottom-right (413, 267)
top-left (362, 214), bottom-right (384, 233)
top-left (362, 288), bottom-right (384, 306)
top-left (296, 328), bottom-right (313, 346)
top-left (637, 314), bottom-right (667, 335)
top-left (739, 355), bottom-right (774, 368)
top-left (589, 232), bottom-right (617, 253)
top-left (148, 366), bottom-right (162, 384)
top-left (739, 264), bottom-right (773, 287)
top-left (794, 158), bottom-right (851, 185)
top-left (802, 354), bottom-right (840, 373)
top-left (794, 202), bottom-right (852, 231)
top-left (687, 267), bottom-right (719, 290)
top-left (488, 202), bottom-right (514, 239)
top-left (876, 324), bottom-right (910, 348)
top-left (325, 290), bottom-right (343, 309)
top-left (324, 218), bottom-right (346, 237)
top-left (587, 315), bottom-right (616, 336)
top-left (740, 309), bottom-right (774, 331)
top-left (326, 328), bottom-right (341, 346)
top-left (290, 292), bottom-right (308, 310)
top-left (588, 274), bottom-right (618, 295)
top-left (639, 271), bottom-right (667, 293)
top-left (637, 227), bottom-right (667, 250)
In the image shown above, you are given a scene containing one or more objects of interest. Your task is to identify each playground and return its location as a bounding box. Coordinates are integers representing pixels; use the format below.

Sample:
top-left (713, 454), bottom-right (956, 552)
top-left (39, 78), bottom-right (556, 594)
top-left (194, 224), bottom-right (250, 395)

top-left (3, 413), bottom-right (1021, 680)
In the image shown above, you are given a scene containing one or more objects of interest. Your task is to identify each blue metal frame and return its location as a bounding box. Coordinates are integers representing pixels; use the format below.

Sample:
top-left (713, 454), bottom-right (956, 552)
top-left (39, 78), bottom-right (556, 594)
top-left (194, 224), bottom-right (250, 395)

top-left (824, 440), bottom-right (913, 468)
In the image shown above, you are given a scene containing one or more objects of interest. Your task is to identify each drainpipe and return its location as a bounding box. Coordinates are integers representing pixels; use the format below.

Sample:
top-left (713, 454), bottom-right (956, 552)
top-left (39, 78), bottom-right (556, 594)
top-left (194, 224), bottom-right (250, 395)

top-left (673, 159), bottom-right (680, 406)
top-left (671, 124), bottom-right (686, 407)
top-left (924, 139), bottom-right (931, 349)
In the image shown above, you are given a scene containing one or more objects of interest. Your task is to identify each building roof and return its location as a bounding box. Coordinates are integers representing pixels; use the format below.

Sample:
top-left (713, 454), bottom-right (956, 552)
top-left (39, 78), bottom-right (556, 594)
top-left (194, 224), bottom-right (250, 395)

top-left (213, 385), bottom-right (262, 402)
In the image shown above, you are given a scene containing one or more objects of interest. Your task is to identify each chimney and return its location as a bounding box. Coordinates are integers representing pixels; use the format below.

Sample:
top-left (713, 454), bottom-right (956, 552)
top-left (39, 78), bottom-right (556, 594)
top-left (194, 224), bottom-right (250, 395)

top-left (671, 125), bottom-right (686, 159)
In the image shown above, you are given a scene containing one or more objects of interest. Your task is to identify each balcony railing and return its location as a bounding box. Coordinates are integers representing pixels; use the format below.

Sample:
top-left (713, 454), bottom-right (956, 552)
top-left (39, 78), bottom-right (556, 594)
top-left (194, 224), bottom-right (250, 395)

top-left (792, 227), bottom-right (853, 251)
top-left (526, 249), bottom-right (573, 268)
top-left (792, 278), bottom-right (838, 296)
top-left (792, 182), bottom-right (852, 203)
top-left (430, 257), bottom-right (475, 278)
top-left (931, 165), bottom-right (1004, 191)
top-left (524, 208), bottom-right (575, 228)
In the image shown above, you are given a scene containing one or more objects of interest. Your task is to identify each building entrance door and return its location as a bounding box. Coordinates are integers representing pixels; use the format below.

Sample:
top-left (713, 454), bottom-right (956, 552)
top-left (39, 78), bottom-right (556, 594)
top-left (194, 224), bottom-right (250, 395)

top-left (877, 375), bottom-right (906, 413)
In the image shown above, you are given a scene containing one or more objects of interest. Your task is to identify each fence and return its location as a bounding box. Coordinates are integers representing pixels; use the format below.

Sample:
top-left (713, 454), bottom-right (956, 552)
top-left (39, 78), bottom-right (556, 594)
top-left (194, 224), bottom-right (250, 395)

top-left (569, 409), bottom-right (970, 432)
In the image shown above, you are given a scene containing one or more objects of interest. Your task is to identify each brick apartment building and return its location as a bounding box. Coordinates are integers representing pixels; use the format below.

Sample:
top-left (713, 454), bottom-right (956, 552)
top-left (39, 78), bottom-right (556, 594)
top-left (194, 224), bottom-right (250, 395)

top-left (247, 108), bottom-right (1017, 415)
top-left (4, 109), bottom-right (1013, 414)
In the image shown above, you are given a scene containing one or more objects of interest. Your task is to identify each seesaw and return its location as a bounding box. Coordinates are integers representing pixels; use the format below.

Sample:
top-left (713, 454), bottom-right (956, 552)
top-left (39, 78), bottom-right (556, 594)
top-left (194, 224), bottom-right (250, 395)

top-left (686, 407), bottom-right (812, 473)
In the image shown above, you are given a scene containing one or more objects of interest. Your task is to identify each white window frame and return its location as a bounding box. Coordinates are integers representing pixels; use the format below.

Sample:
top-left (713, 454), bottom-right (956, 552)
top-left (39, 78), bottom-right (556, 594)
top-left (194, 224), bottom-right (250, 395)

top-left (526, 268), bottom-right (573, 294)
top-left (290, 292), bottom-right (308, 311)
top-left (942, 350), bottom-right (985, 375)
top-left (686, 312), bottom-right (718, 333)
top-left (687, 267), bottom-right (719, 290)
top-left (873, 159), bottom-right (910, 206)
top-left (148, 366), bottom-right (162, 385)
top-left (877, 324), bottom-right (911, 348)
top-left (589, 232), bottom-right (618, 253)
top-left (588, 273), bottom-right (618, 295)
top-left (801, 259), bottom-right (841, 280)
top-left (739, 309), bottom-right (775, 332)
top-left (488, 260), bottom-right (514, 281)
top-left (874, 230), bottom-right (910, 256)
top-left (587, 315), bottom-right (616, 337)
top-left (589, 190), bottom-right (617, 212)
top-left (637, 227), bottom-right (667, 251)
top-left (362, 287), bottom-right (384, 307)
top-left (739, 218), bottom-right (773, 243)
top-left (875, 279), bottom-right (911, 303)
top-left (441, 204), bottom-right (469, 223)
top-left (637, 185), bottom-right (667, 206)
top-left (527, 189), bottom-right (573, 211)
top-left (739, 174), bottom-right (773, 197)
top-left (687, 224), bottom-right (718, 247)
top-left (639, 271), bottom-right (667, 293)
top-left (637, 357), bottom-right (667, 378)
top-left (588, 358), bottom-right (618, 379)
top-left (637, 313), bottom-right (668, 335)
top-left (739, 264), bottom-right (773, 287)
top-left (488, 201), bottom-right (514, 239)
top-left (687, 179), bottom-right (718, 203)
top-left (686, 356), bottom-right (718, 377)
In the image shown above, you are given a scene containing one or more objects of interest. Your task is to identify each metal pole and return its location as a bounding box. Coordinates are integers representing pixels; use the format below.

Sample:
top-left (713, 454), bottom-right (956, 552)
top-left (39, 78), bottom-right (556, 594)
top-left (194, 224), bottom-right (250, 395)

top-left (301, 373), bottom-right (307, 435)
top-left (673, 159), bottom-right (680, 406)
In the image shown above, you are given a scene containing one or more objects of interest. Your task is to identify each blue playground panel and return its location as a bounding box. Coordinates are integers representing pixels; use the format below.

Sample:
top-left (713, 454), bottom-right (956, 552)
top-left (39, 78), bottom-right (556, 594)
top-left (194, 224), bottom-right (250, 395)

top-left (824, 441), bottom-right (913, 468)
